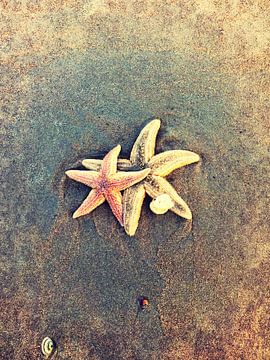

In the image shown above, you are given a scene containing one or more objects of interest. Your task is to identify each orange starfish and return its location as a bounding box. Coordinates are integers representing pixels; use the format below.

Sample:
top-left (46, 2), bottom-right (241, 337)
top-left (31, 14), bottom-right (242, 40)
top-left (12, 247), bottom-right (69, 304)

top-left (65, 145), bottom-right (150, 225)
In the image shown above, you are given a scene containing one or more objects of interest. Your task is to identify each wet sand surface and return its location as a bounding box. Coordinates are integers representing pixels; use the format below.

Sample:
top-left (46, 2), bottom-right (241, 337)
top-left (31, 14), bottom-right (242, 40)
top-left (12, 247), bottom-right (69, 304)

top-left (1, 2), bottom-right (269, 359)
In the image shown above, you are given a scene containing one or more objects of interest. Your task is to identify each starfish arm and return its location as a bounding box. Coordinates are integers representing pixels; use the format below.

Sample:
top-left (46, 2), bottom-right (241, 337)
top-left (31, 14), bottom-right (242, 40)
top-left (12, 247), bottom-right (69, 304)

top-left (81, 159), bottom-right (103, 171)
top-left (73, 189), bottom-right (105, 219)
top-left (109, 168), bottom-right (150, 191)
top-left (149, 150), bottom-right (200, 177)
top-left (101, 144), bottom-right (121, 176)
top-left (65, 170), bottom-right (99, 188)
top-left (130, 119), bottom-right (161, 166)
top-left (105, 190), bottom-right (123, 225)
top-left (144, 175), bottom-right (192, 220)
top-left (116, 159), bottom-right (133, 171)
top-left (82, 158), bottom-right (132, 171)
top-left (123, 184), bottom-right (146, 236)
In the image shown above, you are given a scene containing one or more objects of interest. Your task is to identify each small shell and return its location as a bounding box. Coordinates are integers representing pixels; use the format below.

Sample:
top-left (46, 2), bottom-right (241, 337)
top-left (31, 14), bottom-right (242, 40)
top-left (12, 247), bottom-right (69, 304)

top-left (150, 194), bottom-right (174, 214)
top-left (41, 337), bottom-right (57, 358)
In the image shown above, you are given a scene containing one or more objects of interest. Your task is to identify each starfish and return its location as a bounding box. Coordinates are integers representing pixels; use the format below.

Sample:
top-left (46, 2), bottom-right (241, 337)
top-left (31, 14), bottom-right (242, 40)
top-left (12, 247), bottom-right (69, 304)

top-left (65, 145), bottom-right (150, 225)
top-left (82, 120), bottom-right (200, 236)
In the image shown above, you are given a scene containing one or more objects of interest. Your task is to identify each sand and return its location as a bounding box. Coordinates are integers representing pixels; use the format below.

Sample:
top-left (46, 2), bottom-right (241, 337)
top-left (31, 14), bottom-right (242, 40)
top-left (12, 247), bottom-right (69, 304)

top-left (1, 1), bottom-right (269, 359)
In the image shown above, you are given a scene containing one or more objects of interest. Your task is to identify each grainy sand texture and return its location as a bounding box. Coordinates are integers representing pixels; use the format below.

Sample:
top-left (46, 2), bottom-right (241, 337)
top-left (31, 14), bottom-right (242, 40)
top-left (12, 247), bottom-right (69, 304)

top-left (1, 1), bottom-right (269, 359)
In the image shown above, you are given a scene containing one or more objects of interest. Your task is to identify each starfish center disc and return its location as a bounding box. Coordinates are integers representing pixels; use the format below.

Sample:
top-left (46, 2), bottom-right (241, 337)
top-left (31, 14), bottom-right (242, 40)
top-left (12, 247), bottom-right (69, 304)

top-left (99, 178), bottom-right (108, 191)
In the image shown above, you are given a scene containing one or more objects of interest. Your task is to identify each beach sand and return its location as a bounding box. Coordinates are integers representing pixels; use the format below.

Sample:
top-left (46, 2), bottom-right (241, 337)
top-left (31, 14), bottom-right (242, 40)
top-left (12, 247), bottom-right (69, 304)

top-left (1, 1), bottom-right (269, 359)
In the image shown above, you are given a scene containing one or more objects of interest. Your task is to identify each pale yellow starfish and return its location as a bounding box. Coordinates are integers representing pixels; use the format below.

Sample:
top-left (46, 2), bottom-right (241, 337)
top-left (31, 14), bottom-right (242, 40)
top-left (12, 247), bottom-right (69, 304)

top-left (82, 120), bottom-right (200, 236)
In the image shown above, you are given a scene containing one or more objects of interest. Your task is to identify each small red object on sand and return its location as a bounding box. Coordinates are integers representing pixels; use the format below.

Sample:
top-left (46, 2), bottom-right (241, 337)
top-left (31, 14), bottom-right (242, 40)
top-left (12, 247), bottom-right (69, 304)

top-left (139, 297), bottom-right (150, 309)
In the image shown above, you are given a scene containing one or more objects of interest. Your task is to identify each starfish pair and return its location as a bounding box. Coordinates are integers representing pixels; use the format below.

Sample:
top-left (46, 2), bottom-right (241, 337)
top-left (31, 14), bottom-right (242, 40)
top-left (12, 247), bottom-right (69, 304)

top-left (66, 119), bottom-right (200, 236)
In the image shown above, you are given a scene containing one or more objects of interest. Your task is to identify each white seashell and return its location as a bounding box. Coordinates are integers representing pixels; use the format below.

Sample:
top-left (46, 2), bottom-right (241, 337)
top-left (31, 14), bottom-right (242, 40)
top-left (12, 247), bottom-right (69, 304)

top-left (150, 194), bottom-right (174, 214)
top-left (41, 337), bottom-right (57, 358)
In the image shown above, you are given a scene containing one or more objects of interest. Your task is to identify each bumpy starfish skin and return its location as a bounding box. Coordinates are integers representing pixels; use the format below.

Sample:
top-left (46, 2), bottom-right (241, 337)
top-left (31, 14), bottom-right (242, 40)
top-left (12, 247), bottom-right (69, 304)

top-left (66, 145), bottom-right (150, 225)
top-left (82, 120), bottom-right (200, 236)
